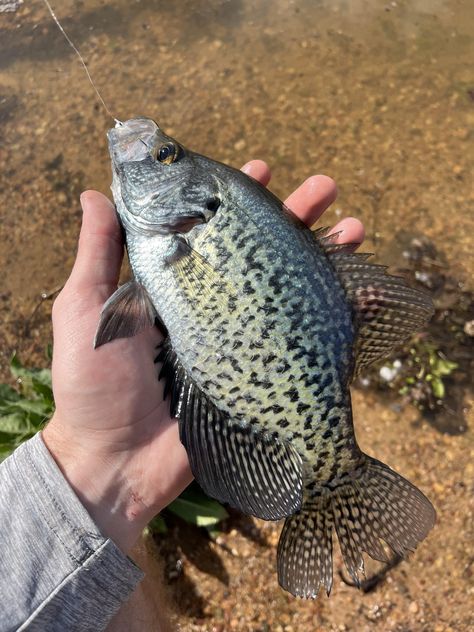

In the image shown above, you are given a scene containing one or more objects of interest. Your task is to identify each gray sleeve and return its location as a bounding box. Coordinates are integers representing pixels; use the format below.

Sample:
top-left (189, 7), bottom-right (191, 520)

top-left (0, 433), bottom-right (144, 632)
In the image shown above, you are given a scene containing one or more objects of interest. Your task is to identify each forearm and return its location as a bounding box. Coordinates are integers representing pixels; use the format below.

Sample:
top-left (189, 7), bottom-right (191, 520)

top-left (0, 434), bottom-right (144, 632)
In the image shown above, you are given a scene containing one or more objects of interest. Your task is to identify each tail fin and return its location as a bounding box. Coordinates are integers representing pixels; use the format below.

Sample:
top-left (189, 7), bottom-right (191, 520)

top-left (277, 456), bottom-right (436, 598)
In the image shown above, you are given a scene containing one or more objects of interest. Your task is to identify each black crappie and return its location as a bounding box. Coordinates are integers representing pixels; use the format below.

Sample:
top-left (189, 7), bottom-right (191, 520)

top-left (96, 117), bottom-right (436, 598)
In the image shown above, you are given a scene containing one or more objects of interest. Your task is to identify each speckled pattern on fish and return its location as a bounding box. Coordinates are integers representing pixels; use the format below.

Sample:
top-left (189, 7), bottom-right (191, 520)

top-left (96, 117), bottom-right (436, 599)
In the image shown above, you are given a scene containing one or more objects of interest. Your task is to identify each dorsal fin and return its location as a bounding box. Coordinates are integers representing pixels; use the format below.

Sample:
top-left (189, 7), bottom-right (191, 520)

top-left (312, 228), bottom-right (434, 375)
top-left (155, 339), bottom-right (303, 521)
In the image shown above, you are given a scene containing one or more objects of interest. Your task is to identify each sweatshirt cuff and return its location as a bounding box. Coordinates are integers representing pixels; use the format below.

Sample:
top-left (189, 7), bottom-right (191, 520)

top-left (2, 433), bottom-right (144, 631)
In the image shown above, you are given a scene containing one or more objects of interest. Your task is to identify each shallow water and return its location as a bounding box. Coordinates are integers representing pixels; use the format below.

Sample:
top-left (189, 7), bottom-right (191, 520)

top-left (1, 1), bottom-right (472, 313)
top-left (0, 1), bottom-right (473, 629)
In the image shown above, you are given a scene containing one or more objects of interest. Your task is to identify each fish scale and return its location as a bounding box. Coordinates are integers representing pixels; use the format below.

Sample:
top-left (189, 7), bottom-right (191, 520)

top-left (96, 117), bottom-right (436, 598)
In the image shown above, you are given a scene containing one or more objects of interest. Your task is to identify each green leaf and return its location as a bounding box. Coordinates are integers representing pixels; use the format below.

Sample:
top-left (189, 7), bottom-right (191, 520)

top-left (0, 413), bottom-right (31, 435)
top-left (0, 355), bottom-right (54, 455)
top-left (32, 378), bottom-right (54, 401)
top-left (167, 487), bottom-right (228, 528)
top-left (8, 399), bottom-right (50, 416)
top-left (436, 359), bottom-right (458, 376)
top-left (431, 377), bottom-right (445, 399)
top-left (0, 383), bottom-right (20, 403)
top-left (10, 354), bottom-right (52, 395)
top-left (10, 353), bottom-right (23, 378)
top-left (30, 369), bottom-right (52, 389)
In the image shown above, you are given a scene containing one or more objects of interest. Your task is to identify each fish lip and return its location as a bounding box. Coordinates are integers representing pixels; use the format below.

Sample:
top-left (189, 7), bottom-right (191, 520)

top-left (107, 116), bottom-right (159, 141)
top-left (108, 117), bottom-right (160, 164)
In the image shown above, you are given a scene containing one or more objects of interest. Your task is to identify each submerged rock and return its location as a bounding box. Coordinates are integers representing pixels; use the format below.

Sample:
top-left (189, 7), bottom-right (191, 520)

top-left (0, 0), bottom-right (22, 13)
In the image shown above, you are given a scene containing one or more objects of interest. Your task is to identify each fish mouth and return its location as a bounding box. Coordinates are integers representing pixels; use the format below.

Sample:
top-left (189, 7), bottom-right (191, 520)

top-left (108, 117), bottom-right (160, 165)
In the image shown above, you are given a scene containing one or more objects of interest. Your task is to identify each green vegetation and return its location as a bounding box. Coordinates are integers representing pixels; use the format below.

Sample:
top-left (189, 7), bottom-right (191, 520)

top-left (0, 354), bottom-right (228, 533)
top-left (148, 483), bottom-right (228, 536)
top-left (400, 341), bottom-right (458, 402)
top-left (377, 338), bottom-right (459, 411)
top-left (0, 354), bottom-right (54, 462)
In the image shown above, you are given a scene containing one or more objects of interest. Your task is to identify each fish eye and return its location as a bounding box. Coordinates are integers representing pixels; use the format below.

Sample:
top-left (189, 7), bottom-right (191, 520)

top-left (157, 142), bottom-right (178, 165)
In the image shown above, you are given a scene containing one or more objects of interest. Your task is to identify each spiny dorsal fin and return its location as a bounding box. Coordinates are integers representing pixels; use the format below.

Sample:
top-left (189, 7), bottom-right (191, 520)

top-left (94, 280), bottom-right (157, 348)
top-left (155, 338), bottom-right (304, 521)
top-left (313, 228), bottom-right (434, 375)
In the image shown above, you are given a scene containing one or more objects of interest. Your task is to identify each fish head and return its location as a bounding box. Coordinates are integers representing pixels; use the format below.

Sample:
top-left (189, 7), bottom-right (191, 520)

top-left (108, 117), bottom-right (221, 236)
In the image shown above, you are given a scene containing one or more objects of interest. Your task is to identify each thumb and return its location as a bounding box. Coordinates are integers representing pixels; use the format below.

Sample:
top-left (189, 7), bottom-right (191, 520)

top-left (67, 191), bottom-right (124, 299)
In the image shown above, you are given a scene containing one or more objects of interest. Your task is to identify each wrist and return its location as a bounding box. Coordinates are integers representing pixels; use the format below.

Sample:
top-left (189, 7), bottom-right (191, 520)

top-left (42, 416), bottom-right (156, 553)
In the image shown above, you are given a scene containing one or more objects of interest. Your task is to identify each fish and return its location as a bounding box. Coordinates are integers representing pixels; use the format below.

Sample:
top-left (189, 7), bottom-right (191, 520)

top-left (95, 116), bottom-right (436, 598)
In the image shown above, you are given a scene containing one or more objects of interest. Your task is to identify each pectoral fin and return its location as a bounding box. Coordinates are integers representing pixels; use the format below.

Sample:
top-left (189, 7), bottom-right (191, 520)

top-left (94, 280), bottom-right (157, 348)
top-left (167, 236), bottom-right (238, 309)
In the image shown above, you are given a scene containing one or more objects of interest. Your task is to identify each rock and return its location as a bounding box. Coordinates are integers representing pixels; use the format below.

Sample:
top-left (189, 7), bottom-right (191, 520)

top-left (409, 601), bottom-right (419, 614)
top-left (0, 0), bottom-right (22, 13)
top-left (464, 320), bottom-right (474, 336)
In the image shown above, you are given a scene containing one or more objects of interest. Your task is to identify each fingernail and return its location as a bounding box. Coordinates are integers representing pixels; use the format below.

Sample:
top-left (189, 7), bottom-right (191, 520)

top-left (241, 162), bottom-right (252, 174)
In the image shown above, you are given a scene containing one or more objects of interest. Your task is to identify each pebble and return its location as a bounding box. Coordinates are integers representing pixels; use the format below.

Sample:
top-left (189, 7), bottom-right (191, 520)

top-left (408, 601), bottom-right (419, 614)
top-left (463, 320), bottom-right (474, 336)
top-left (0, 0), bottom-right (23, 13)
top-left (56, 191), bottom-right (68, 205)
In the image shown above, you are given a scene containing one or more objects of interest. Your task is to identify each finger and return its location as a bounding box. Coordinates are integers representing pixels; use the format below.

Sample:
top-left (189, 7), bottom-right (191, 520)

top-left (241, 160), bottom-right (271, 187)
top-left (68, 191), bottom-right (123, 296)
top-left (284, 175), bottom-right (337, 226)
top-left (329, 217), bottom-right (365, 250)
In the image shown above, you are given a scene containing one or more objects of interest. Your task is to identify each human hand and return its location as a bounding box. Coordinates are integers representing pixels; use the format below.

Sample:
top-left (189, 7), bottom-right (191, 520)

top-left (42, 161), bottom-right (364, 553)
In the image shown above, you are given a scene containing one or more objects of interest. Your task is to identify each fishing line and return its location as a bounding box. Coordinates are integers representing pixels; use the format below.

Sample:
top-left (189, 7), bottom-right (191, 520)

top-left (41, 0), bottom-right (122, 125)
